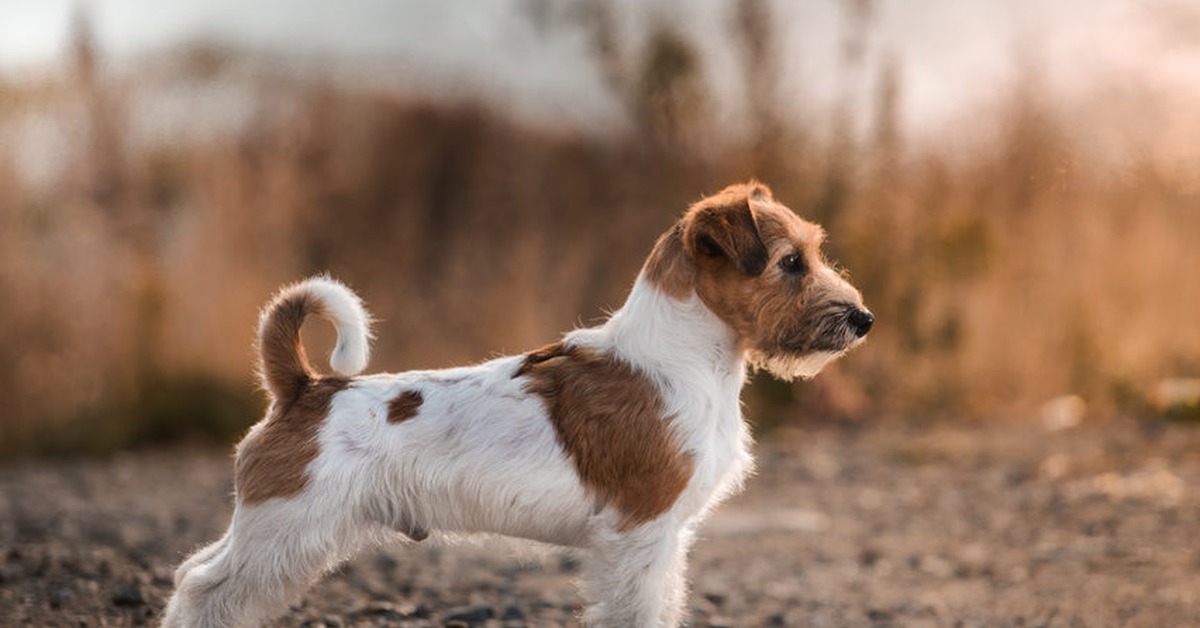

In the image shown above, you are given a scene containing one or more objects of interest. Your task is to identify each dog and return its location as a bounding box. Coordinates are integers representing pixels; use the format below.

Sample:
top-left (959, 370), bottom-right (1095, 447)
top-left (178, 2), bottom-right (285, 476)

top-left (162, 182), bottom-right (872, 627)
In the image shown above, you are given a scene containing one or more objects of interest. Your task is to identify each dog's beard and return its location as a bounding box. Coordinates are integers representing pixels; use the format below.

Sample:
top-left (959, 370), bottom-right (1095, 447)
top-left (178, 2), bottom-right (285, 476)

top-left (752, 311), bottom-right (869, 380)
top-left (748, 349), bottom-right (842, 381)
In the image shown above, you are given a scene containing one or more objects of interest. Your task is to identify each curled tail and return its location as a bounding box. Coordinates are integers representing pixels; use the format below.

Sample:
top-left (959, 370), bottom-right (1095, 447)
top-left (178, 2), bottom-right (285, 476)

top-left (258, 276), bottom-right (373, 401)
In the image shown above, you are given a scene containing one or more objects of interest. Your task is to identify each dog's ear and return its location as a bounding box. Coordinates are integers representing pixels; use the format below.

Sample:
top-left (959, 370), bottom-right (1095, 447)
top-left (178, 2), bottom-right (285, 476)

top-left (683, 190), bottom-right (769, 277)
top-left (747, 181), bottom-right (774, 202)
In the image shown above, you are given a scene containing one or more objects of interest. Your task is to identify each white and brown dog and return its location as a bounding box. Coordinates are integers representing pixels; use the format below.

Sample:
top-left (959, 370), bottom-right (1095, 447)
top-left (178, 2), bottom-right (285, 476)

top-left (163, 182), bottom-right (872, 627)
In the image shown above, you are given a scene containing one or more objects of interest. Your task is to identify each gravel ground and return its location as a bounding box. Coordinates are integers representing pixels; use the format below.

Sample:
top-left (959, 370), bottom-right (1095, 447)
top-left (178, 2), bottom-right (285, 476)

top-left (2, 420), bottom-right (1198, 627)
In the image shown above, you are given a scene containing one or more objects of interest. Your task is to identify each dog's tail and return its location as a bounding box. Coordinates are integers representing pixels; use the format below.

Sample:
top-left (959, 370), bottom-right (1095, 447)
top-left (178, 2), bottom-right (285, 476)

top-left (257, 276), bottom-right (373, 401)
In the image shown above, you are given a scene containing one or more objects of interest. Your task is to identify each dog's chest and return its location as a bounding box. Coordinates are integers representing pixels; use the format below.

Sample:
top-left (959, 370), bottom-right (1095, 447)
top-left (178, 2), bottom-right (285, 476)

top-left (673, 391), bottom-right (753, 516)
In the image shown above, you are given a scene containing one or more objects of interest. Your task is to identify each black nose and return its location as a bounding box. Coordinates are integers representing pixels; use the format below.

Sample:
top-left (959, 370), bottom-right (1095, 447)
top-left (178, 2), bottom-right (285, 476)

top-left (848, 309), bottom-right (874, 337)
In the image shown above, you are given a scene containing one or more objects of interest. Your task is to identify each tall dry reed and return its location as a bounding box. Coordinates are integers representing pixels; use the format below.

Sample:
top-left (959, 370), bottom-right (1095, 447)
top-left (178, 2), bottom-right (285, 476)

top-left (1, 7), bottom-right (1197, 455)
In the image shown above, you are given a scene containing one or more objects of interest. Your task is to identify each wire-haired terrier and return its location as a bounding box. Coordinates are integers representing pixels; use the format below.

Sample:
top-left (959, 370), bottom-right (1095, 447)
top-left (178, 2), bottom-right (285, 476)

top-left (163, 182), bottom-right (872, 627)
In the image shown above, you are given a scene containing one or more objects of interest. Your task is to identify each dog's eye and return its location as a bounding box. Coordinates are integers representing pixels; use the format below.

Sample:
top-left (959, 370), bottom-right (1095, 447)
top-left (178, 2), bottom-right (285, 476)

top-left (778, 254), bottom-right (805, 274)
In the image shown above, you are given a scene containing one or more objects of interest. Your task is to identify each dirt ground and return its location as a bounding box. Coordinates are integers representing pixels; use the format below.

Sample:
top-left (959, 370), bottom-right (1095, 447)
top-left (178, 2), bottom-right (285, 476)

top-left (2, 419), bottom-right (1198, 627)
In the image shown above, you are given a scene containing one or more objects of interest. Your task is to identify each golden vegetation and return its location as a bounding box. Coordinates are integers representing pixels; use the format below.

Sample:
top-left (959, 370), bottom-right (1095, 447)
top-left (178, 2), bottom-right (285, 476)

top-left (1, 5), bottom-right (1197, 455)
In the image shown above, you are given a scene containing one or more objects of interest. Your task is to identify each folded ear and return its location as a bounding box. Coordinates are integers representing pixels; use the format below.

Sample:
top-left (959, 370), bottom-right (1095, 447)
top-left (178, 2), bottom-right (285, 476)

top-left (747, 181), bottom-right (773, 202)
top-left (683, 192), bottom-right (769, 277)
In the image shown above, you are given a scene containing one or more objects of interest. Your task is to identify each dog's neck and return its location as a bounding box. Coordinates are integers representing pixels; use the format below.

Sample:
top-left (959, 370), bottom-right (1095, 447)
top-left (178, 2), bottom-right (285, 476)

top-left (591, 274), bottom-right (747, 393)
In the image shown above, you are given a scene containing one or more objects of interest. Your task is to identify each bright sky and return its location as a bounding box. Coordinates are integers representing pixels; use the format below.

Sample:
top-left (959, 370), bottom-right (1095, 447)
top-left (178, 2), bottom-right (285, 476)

top-left (1, 0), bottom-right (1198, 140)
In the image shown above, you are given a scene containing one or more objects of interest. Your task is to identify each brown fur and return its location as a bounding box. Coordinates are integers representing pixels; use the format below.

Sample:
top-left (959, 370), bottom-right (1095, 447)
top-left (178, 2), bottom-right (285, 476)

top-left (643, 182), bottom-right (862, 370)
top-left (258, 291), bottom-right (324, 403)
top-left (642, 182), bottom-right (777, 302)
top-left (387, 390), bottom-right (424, 424)
top-left (516, 342), bottom-right (694, 532)
top-left (642, 225), bottom-right (693, 300)
top-left (235, 377), bottom-right (349, 505)
top-left (237, 285), bottom-right (352, 505)
top-left (682, 186), bottom-right (770, 277)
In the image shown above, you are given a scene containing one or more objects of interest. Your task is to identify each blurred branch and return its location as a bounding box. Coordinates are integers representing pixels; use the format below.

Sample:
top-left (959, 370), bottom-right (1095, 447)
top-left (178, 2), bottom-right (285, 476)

top-left (578, 0), bottom-right (629, 105)
top-left (634, 26), bottom-right (709, 151)
top-left (72, 8), bottom-right (126, 210)
top-left (733, 0), bottom-right (782, 167)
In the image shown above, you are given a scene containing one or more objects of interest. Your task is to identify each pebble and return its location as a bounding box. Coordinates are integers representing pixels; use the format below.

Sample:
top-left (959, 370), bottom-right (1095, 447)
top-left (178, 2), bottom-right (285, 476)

top-left (50, 587), bottom-right (72, 609)
top-left (356, 600), bottom-right (417, 620)
top-left (442, 605), bottom-right (494, 624)
top-left (111, 584), bottom-right (146, 607)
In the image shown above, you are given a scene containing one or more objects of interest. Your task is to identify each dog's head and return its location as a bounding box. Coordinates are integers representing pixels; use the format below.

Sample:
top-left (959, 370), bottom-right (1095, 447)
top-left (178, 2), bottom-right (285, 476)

top-left (644, 182), bottom-right (872, 380)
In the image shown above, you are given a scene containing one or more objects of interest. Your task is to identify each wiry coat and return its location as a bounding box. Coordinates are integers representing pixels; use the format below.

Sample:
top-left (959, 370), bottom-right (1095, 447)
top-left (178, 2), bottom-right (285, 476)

top-left (162, 182), bottom-right (871, 628)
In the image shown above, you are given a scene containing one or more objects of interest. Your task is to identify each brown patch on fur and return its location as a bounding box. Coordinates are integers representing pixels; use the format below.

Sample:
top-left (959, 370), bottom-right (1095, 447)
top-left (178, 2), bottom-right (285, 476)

top-left (682, 186), bottom-right (769, 277)
top-left (644, 181), bottom-right (866, 375)
top-left (641, 225), bottom-right (693, 300)
top-left (237, 281), bottom-right (353, 504)
top-left (259, 289), bottom-right (323, 403)
top-left (387, 390), bottom-right (424, 424)
top-left (516, 342), bottom-right (693, 531)
top-left (643, 182), bottom-right (777, 299)
top-left (693, 195), bottom-right (850, 356)
top-left (235, 377), bottom-right (349, 505)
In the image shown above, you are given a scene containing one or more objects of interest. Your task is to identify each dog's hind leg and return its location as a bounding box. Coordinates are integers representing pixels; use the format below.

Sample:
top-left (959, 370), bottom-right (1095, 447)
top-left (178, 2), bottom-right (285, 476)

top-left (162, 500), bottom-right (361, 627)
top-left (173, 531), bottom-right (230, 588)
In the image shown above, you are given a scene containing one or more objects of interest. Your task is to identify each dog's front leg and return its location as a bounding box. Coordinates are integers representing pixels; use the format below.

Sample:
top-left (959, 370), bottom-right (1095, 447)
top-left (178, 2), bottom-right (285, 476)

top-left (581, 521), bottom-right (694, 627)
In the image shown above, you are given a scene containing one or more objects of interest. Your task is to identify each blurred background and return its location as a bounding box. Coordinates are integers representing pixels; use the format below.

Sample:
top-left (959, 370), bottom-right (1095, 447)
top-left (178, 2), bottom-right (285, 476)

top-left (2, 0), bottom-right (1199, 456)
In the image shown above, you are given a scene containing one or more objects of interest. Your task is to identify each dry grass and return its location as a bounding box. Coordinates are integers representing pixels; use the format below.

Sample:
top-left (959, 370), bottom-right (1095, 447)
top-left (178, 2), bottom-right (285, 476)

top-left (1, 11), bottom-right (1198, 456)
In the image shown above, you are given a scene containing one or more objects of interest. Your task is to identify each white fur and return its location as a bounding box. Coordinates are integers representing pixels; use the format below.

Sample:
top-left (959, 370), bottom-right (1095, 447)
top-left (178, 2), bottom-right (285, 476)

top-left (265, 276), bottom-right (373, 376)
top-left (164, 270), bottom-right (801, 628)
